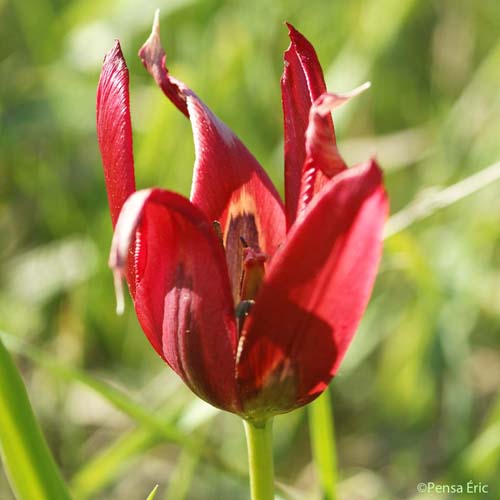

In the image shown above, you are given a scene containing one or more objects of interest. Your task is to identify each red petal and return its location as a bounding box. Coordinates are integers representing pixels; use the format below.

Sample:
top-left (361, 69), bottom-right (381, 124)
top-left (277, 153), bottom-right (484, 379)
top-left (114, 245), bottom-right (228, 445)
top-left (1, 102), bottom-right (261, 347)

top-left (281, 23), bottom-right (345, 228)
top-left (109, 189), bottom-right (239, 412)
top-left (236, 160), bottom-right (388, 416)
top-left (139, 12), bottom-right (285, 302)
top-left (97, 41), bottom-right (137, 295)
top-left (96, 41), bottom-right (136, 227)
top-left (298, 84), bottom-right (371, 214)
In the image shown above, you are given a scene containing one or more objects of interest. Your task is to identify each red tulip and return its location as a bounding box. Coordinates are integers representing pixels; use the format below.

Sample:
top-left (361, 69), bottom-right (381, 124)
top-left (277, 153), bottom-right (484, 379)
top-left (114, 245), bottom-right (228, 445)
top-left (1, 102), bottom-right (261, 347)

top-left (97, 13), bottom-right (388, 420)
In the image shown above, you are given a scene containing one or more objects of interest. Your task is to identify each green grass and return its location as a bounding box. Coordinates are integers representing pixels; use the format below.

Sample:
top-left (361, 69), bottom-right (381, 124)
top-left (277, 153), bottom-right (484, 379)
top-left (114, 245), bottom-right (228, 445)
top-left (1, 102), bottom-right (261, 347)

top-left (0, 337), bottom-right (71, 500)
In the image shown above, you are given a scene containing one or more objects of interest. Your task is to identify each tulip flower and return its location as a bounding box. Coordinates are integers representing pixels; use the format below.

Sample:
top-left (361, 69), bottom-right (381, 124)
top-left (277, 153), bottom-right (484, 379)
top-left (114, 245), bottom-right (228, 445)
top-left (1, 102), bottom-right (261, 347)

top-left (97, 12), bottom-right (388, 499)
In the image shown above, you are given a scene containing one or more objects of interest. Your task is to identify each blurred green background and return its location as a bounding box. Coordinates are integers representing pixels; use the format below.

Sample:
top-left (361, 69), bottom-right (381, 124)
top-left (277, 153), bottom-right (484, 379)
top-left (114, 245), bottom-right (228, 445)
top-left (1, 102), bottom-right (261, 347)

top-left (1, 0), bottom-right (500, 498)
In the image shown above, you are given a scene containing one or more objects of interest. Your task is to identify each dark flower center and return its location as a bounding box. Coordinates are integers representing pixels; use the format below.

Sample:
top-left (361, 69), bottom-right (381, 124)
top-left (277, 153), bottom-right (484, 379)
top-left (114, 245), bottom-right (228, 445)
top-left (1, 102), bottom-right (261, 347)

top-left (214, 219), bottom-right (267, 333)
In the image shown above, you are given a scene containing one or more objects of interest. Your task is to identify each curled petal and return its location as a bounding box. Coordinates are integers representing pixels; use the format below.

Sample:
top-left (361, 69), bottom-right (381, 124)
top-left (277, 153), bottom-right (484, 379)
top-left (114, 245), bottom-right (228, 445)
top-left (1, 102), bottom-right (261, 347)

top-left (139, 11), bottom-right (285, 302)
top-left (298, 83), bottom-right (371, 213)
top-left (281, 23), bottom-right (346, 228)
top-left (137, 10), bottom-right (188, 117)
top-left (305, 84), bottom-right (371, 177)
top-left (236, 160), bottom-right (388, 417)
top-left (109, 189), bottom-right (240, 412)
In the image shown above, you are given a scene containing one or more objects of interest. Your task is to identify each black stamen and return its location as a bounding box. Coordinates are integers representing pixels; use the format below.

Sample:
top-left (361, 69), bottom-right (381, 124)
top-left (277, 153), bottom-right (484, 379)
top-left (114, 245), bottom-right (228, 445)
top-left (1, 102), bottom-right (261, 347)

top-left (239, 236), bottom-right (249, 248)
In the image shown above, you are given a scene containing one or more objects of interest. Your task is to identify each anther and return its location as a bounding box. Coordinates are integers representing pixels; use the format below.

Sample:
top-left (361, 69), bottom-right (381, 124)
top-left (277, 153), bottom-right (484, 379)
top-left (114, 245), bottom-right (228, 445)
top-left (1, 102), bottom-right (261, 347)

top-left (235, 299), bottom-right (255, 335)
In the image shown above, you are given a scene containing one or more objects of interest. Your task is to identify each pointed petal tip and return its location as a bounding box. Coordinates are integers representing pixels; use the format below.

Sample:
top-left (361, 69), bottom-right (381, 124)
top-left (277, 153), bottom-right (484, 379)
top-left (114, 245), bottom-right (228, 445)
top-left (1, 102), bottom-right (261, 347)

top-left (283, 22), bottom-right (303, 54)
top-left (282, 23), bottom-right (292, 58)
top-left (149, 8), bottom-right (162, 45)
top-left (350, 158), bottom-right (389, 216)
top-left (153, 8), bottom-right (161, 28)
top-left (346, 80), bottom-right (371, 99)
top-left (360, 80), bottom-right (372, 91)
top-left (139, 9), bottom-right (163, 64)
top-left (102, 39), bottom-right (125, 68)
top-left (346, 157), bottom-right (385, 187)
top-left (138, 9), bottom-right (189, 117)
top-left (284, 22), bottom-right (318, 58)
top-left (366, 156), bottom-right (384, 178)
top-left (284, 22), bottom-right (300, 39)
top-left (110, 39), bottom-right (121, 54)
top-left (345, 80), bottom-right (371, 96)
top-left (109, 235), bottom-right (127, 316)
top-left (311, 82), bottom-right (372, 117)
top-left (113, 269), bottom-right (125, 315)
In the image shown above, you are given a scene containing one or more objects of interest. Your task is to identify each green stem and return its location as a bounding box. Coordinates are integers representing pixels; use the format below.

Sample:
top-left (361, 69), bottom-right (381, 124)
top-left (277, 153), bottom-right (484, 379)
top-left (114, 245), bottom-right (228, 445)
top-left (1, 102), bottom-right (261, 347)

top-left (309, 390), bottom-right (338, 500)
top-left (243, 418), bottom-right (275, 500)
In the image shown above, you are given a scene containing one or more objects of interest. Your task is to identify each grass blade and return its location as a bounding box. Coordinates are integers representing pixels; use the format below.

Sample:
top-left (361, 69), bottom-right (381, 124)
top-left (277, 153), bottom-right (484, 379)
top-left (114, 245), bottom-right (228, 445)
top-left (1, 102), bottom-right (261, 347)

top-left (0, 331), bottom-right (188, 444)
top-left (71, 427), bottom-right (161, 500)
top-left (308, 391), bottom-right (337, 500)
top-left (384, 161), bottom-right (500, 238)
top-left (0, 332), bottom-right (247, 493)
top-left (163, 437), bottom-right (205, 500)
top-left (0, 337), bottom-right (71, 500)
top-left (146, 484), bottom-right (159, 500)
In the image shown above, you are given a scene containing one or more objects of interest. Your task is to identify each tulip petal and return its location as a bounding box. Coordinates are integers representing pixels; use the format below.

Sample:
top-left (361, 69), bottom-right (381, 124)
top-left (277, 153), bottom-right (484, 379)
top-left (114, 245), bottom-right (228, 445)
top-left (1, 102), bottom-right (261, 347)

top-left (236, 160), bottom-right (388, 417)
top-left (281, 23), bottom-right (346, 227)
top-left (109, 189), bottom-right (240, 412)
top-left (139, 12), bottom-right (285, 302)
top-left (97, 41), bottom-right (137, 295)
top-left (97, 41), bottom-right (136, 227)
top-left (298, 84), bottom-right (371, 214)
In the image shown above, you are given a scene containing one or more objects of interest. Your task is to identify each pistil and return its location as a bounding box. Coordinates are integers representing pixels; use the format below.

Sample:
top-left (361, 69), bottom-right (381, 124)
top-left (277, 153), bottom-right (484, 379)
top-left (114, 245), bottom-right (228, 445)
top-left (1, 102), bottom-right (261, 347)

top-left (239, 241), bottom-right (267, 302)
top-left (234, 237), bottom-right (268, 334)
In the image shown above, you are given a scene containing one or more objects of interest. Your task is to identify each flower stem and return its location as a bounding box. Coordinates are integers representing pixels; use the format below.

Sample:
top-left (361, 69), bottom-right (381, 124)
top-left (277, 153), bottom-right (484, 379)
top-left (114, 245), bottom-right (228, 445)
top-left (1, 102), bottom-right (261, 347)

top-left (309, 390), bottom-right (338, 500)
top-left (243, 418), bottom-right (275, 500)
